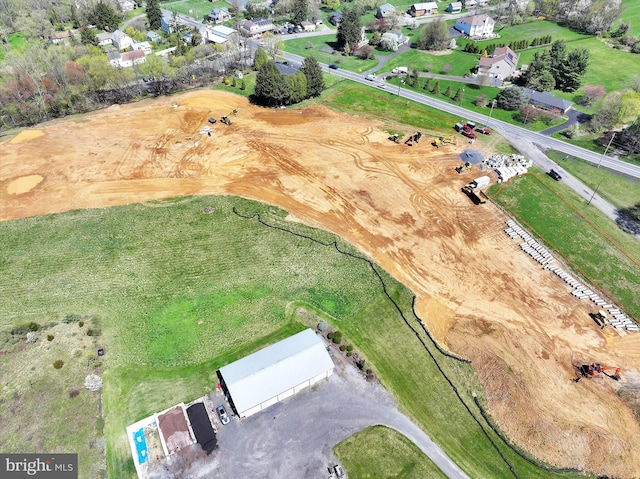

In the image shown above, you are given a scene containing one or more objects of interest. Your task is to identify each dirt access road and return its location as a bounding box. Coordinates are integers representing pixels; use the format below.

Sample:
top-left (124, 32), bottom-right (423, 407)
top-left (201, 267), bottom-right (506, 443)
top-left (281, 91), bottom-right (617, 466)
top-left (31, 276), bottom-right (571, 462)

top-left (1, 90), bottom-right (639, 477)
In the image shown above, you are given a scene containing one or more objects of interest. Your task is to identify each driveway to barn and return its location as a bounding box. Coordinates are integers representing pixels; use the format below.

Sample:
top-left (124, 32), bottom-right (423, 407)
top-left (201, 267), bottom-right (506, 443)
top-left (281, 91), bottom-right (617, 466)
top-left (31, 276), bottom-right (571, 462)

top-left (185, 348), bottom-right (470, 479)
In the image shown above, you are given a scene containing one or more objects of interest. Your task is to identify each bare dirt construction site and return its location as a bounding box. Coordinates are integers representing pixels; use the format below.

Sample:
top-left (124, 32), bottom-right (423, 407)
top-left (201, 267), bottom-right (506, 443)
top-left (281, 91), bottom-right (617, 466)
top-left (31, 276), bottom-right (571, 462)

top-left (2, 90), bottom-right (640, 477)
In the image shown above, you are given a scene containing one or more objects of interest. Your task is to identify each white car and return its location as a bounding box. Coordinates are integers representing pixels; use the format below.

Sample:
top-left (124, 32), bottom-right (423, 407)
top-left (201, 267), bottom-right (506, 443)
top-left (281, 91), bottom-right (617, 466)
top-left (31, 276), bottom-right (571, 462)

top-left (216, 405), bottom-right (230, 425)
top-left (377, 83), bottom-right (386, 89)
top-left (365, 74), bottom-right (376, 81)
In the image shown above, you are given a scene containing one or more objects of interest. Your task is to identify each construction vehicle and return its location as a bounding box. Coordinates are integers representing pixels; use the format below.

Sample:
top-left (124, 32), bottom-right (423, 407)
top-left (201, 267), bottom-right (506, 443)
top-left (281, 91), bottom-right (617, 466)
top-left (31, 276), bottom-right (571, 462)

top-left (455, 162), bottom-right (471, 174)
top-left (462, 184), bottom-right (488, 204)
top-left (388, 134), bottom-right (402, 144)
top-left (220, 116), bottom-right (232, 125)
top-left (405, 131), bottom-right (422, 146)
top-left (589, 310), bottom-right (609, 329)
top-left (574, 363), bottom-right (621, 382)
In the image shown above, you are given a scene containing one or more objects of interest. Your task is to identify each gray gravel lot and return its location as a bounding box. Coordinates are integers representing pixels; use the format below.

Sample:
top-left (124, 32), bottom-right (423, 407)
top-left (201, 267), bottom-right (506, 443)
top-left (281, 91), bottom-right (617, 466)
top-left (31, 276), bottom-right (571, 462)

top-left (167, 346), bottom-right (471, 479)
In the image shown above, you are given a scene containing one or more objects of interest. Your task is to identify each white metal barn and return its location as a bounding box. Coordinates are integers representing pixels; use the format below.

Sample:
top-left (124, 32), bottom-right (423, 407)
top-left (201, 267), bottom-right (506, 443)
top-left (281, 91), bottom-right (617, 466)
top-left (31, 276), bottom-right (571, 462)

top-left (219, 328), bottom-right (335, 418)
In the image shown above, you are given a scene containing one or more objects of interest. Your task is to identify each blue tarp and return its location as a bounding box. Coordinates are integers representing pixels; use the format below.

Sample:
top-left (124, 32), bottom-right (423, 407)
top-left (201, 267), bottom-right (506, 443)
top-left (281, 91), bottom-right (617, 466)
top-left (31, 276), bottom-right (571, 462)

top-left (133, 428), bottom-right (148, 465)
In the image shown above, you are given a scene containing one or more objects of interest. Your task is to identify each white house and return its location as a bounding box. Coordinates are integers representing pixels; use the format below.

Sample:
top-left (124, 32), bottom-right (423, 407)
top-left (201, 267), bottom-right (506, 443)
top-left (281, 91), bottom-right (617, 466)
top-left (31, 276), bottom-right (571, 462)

top-left (208, 7), bottom-right (232, 24)
top-left (116, 0), bottom-right (136, 12)
top-left (300, 20), bottom-right (315, 32)
top-left (218, 329), bottom-right (335, 418)
top-left (96, 31), bottom-right (112, 46)
top-left (455, 14), bottom-right (495, 37)
top-left (235, 17), bottom-right (275, 37)
top-left (408, 2), bottom-right (438, 16)
top-left (50, 31), bottom-right (70, 45)
top-left (132, 41), bottom-right (152, 54)
top-left (376, 3), bottom-right (396, 19)
top-left (111, 30), bottom-right (134, 50)
top-left (464, 0), bottom-right (477, 7)
top-left (446, 2), bottom-right (462, 13)
top-left (108, 50), bottom-right (146, 68)
top-left (478, 46), bottom-right (519, 79)
top-left (204, 24), bottom-right (238, 44)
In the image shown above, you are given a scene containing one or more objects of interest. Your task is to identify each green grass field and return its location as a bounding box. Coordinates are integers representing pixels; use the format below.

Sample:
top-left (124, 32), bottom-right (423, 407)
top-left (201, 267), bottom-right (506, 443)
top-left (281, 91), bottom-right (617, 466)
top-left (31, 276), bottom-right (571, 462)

top-left (617, 0), bottom-right (640, 36)
top-left (0, 195), bottom-right (592, 479)
top-left (334, 425), bottom-right (450, 479)
top-left (546, 150), bottom-right (640, 209)
top-left (488, 170), bottom-right (640, 321)
top-left (0, 33), bottom-right (28, 63)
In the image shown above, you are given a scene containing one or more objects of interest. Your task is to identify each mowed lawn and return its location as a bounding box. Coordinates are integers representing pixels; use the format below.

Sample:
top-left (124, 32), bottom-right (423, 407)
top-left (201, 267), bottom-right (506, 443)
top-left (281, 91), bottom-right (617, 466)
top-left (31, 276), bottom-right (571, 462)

top-left (489, 170), bottom-right (640, 320)
top-left (0, 195), bottom-right (589, 479)
top-left (618, 0), bottom-right (640, 36)
top-left (334, 425), bottom-right (449, 479)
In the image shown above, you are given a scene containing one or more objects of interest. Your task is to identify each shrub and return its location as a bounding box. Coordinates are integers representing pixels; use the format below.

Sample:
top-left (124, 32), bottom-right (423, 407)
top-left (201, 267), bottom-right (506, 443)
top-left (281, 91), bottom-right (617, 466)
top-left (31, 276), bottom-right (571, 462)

top-left (53, 359), bottom-right (64, 369)
top-left (86, 328), bottom-right (99, 336)
top-left (346, 344), bottom-right (353, 352)
top-left (327, 331), bottom-right (334, 340)
top-left (332, 332), bottom-right (342, 344)
top-left (78, 321), bottom-right (84, 327)
top-left (339, 344), bottom-right (346, 351)
top-left (27, 322), bottom-right (39, 331)
top-left (69, 389), bottom-right (80, 398)
top-left (64, 313), bottom-right (80, 323)
top-left (346, 351), bottom-right (352, 357)
top-left (47, 334), bottom-right (54, 341)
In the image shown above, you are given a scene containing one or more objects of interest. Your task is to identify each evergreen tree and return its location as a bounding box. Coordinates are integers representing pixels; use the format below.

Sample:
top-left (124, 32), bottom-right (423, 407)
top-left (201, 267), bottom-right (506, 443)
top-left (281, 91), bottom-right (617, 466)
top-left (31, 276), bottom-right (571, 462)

top-left (90, 2), bottom-right (121, 31)
top-left (146, 0), bottom-right (162, 31)
top-left (241, 79), bottom-right (246, 90)
top-left (254, 47), bottom-right (269, 71)
top-left (292, 0), bottom-right (309, 25)
top-left (80, 27), bottom-right (98, 46)
top-left (337, 7), bottom-right (362, 52)
top-left (423, 78), bottom-right (431, 90)
top-left (443, 84), bottom-right (452, 97)
top-left (254, 61), bottom-right (288, 106)
top-left (559, 48), bottom-right (590, 92)
top-left (299, 56), bottom-right (324, 98)
top-left (453, 88), bottom-right (462, 103)
top-left (549, 40), bottom-right (567, 87)
top-left (431, 82), bottom-right (440, 94)
top-left (285, 72), bottom-right (308, 104)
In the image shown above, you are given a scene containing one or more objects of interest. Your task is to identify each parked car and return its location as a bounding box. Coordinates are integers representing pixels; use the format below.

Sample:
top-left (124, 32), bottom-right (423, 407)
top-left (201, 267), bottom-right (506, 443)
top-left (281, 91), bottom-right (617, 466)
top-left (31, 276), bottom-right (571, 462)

top-left (548, 169), bottom-right (562, 181)
top-left (377, 83), bottom-right (386, 89)
top-left (475, 126), bottom-right (492, 135)
top-left (208, 118), bottom-right (217, 124)
top-left (216, 405), bottom-right (230, 425)
top-left (329, 64), bottom-right (338, 70)
top-left (365, 73), bottom-right (376, 81)
top-left (334, 464), bottom-right (345, 478)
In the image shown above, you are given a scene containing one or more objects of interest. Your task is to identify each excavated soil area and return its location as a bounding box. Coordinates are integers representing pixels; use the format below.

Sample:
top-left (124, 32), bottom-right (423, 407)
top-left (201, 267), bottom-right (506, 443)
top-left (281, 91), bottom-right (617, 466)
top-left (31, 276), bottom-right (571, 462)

top-left (2, 90), bottom-right (640, 477)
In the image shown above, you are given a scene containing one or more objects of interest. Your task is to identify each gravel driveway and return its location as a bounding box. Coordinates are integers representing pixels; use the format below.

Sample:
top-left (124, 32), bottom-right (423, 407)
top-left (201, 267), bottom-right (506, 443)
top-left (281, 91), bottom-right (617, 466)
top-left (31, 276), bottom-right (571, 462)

top-left (165, 346), bottom-right (470, 479)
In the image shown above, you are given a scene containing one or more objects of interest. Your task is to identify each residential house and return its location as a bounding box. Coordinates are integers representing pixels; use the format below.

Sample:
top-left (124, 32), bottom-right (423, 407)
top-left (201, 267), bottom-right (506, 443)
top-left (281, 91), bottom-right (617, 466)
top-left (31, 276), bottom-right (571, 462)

top-left (161, 10), bottom-right (176, 33)
top-left (235, 17), bottom-right (275, 37)
top-left (477, 0), bottom-right (489, 4)
top-left (376, 3), bottom-right (396, 19)
top-left (50, 31), bottom-right (70, 45)
top-left (116, 0), bottom-right (136, 12)
top-left (408, 3), bottom-right (438, 17)
top-left (205, 24), bottom-right (238, 44)
top-left (301, 20), bottom-right (315, 32)
top-left (208, 7), bottom-right (232, 24)
top-left (132, 41), bottom-right (152, 54)
top-left (455, 14), bottom-right (495, 37)
top-left (328, 12), bottom-right (342, 26)
top-left (463, 0), bottom-right (477, 7)
top-left (147, 31), bottom-right (161, 42)
top-left (477, 46), bottom-right (519, 79)
top-left (112, 30), bottom-right (134, 50)
top-left (445, 2), bottom-right (462, 13)
top-left (119, 50), bottom-right (146, 67)
top-left (523, 88), bottom-right (573, 113)
top-left (107, 51), bottom-right (122, 67)
top-left (96, 31), bottom-right (112, 46)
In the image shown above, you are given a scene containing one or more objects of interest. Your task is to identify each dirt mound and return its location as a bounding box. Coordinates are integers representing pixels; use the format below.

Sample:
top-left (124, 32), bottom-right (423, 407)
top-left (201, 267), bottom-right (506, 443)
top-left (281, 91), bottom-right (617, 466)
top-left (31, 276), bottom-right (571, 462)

top-left (1, 89), bottom-right (639, 477)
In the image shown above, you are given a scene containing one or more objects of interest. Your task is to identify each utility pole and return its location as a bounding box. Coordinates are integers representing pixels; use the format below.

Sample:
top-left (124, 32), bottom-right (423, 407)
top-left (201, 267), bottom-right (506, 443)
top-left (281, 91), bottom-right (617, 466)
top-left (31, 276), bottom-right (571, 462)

top-left (587, 178), bottom-right (603, 206)
top-left (597, 133), bottom-right (615, 168)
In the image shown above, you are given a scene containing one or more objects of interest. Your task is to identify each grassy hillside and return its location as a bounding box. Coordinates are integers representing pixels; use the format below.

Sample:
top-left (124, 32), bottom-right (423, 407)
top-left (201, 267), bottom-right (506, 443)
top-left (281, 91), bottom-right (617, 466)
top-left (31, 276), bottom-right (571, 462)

top-left (0, 195), bottom-right (590, 479)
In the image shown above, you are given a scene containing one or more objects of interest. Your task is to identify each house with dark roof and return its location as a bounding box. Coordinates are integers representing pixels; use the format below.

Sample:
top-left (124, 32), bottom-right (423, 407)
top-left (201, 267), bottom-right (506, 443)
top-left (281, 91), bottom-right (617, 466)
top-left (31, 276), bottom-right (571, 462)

top-left (477, 46), bottom-right (519, 80)
top-left (328, 12), bottom-right (342, 25)
top-left (208, 7), bottom-right (232, 24)
top-left (376, 3), bottom-right (396, 19)
top-left (523, 88), bottom-right (573, 113)
top-left (455, 14), bottom-right (495, 37)
top-left (235, 17), bottom-right (275, 37)
top-left (147, 31), bottom-right (161, 42)
top-left (445, 2), bottom-right (462, 13)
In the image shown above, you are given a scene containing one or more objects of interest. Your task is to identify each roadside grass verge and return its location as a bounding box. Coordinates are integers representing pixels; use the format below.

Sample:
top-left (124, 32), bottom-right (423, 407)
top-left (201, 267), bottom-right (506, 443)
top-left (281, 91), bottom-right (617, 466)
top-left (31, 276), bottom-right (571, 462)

top-left (550, 130), bottom-right (640, 166)
top-left (546, 150), bottom-right (640, 210)
top-left (488, 170), bottom-right (640, 321)
top-left (334, 425), bottom-right (449, 479)
top-left (0, 195), bottom-right (589, 479)
top-left (285, 34), bottom-right (379, 72)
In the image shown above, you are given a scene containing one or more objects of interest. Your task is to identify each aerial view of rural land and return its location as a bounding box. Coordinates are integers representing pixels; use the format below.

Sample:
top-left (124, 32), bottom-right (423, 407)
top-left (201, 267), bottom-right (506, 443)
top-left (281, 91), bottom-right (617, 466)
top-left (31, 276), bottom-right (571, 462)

top-left (2, 0), bottom-right (640, 477)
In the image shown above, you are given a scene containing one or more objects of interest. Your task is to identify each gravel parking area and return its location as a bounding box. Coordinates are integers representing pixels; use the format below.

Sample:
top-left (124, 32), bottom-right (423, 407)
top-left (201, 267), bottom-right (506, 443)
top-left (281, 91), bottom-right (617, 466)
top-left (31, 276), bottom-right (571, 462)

top-left (168, 347), bottom-right (470, 479)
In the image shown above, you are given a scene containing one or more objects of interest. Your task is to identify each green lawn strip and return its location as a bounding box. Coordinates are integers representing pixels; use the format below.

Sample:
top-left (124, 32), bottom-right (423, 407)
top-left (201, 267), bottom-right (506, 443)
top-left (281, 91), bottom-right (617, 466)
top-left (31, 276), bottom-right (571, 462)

top-left (122, 7), bottom-right (146, 22)
top-left (546, 150), bottom-right (640, 210)
top-left (164, 0), bottom-right (212, 21)
top-left (550, 131), bottom-right (640, 166)
top-left (617, 0), bottom-right (640, 37)
top-left (103, 322), bottom-right (305, 479)
top-left (285, 34), bottom-right (378, 72)
top-left (488, 171), bottom-right (640, 321)
top-left (382, 49), bottom-right (478, 76)
top-left (334, 425), bottom-right (449, 479)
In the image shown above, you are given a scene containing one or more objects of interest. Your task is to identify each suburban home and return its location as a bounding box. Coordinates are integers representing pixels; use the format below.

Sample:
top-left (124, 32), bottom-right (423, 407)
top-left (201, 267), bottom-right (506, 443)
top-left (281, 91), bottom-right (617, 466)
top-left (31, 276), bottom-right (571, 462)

top-left (96, 31), bottom-right (112, 46)
top-left (111, 30), bottom-right (134, 50)
top-left (107, 51), bottom-right (122, 67)
top-left (523, 88), bottom-right (573, 113)
top-left (161, 10), bottom-right (176, 33)
top-left (235, 17), bottom-right (275, 37)
top-left (408, 2), bottom-right (438, 17)
top-left (208, 7), bottom-right (232, 24)
top-left (455, 14), bottom-right (495, 37)
top-left (328, 12), bottom-right (342, 25)
top-left (384, 30), bottom-right (410, 49)
top-left (463, 0), bottom-right (477, 7)
top-left (118, 49), bottom-right (146, 67)
top-left (205, 24), bottom-right (238, 44)
top-left (446, 2), bottom-right (463, 13)
top-left (300, 20), bottom-right (315, 32)
top-left (477, 46), bottom-right (519, 79)
top-left (146, 31), bottom-right (161, 42)
top-left (376, 3), bottom-right (396, 19)
top-left (116, 0), bottom-right (136, 12)
top-left (132, 41), bottom-right (152, 54)
top-left (50, 31), bottom-right (70, 45)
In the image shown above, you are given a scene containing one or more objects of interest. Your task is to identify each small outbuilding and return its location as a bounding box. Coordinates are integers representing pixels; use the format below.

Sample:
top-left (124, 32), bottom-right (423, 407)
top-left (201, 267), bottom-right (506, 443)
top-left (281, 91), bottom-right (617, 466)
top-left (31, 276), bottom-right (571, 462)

top-left (446, 2), bottom-right (463, 13)
top-left (219, 328), bottom-right (335, 418)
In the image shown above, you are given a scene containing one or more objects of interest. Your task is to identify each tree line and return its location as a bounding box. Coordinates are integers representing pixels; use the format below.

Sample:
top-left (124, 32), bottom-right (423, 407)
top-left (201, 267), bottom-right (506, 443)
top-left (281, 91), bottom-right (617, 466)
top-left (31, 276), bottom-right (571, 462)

top-left (462, 35), bottom-right (553, 55)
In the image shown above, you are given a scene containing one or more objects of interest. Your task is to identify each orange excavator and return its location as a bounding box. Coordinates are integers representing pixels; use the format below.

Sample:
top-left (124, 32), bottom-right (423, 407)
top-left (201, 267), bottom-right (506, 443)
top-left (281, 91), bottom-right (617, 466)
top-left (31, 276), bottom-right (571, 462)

top-left (574, 363), bottom-right (622, 382)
